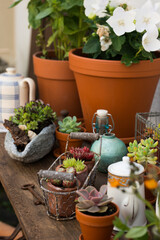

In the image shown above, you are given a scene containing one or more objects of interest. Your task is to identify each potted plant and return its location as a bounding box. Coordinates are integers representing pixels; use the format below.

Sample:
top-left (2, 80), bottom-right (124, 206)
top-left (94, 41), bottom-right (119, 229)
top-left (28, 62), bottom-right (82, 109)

top-left (3, 100), bottom-right (57, 163)
top-left (47, 166), bottom-right (80, 219)
top-left (69, 0), bottom-right (160, 143)
top-left (127, 137), bottom-right (160, 203)
top-left (56, 157), bottom-right (88, 187)
top-left (55, 116), bottom-right (86, 156)
top-left (69, 146), bottom-right (95, 172)
top-left (76, 185), bottom-right (119, 240)
top-left (10, 0), bottom-right (91, 118)
top-left (113, 162), bottom-right (160, 240)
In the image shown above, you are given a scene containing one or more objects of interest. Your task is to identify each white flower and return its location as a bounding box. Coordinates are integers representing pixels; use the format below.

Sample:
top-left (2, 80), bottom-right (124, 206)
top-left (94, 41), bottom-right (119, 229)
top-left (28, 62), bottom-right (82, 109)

top-left (84, 0), bottom-right (108, 18)
top-left (100, 36), bottom-right (112, 51)
top-left (109, 0), bottom-right (145, 9)
top-left (135, 0), bottom-right (160, 32)
top-left (107, 7), bottom-right (136, 36)
top-left (142, 26), bottom-right (160, 52)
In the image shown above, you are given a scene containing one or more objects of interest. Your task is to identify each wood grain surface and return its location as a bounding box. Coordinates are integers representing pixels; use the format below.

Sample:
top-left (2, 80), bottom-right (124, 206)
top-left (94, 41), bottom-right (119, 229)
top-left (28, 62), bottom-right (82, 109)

top-left (0, 133), bottom-right (82, 240)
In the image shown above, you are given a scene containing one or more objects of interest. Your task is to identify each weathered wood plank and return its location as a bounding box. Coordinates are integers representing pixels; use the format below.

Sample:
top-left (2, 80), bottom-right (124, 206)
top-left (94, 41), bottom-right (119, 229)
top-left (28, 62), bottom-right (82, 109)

top-left (0, 133), bottom-right (81, 240)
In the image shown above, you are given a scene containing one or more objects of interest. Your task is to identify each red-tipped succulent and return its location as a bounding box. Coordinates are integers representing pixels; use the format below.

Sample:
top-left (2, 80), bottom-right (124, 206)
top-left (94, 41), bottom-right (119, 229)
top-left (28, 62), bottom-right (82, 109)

top-left (76, 185), bottom-right (113, 213)
top-left (69, 146), bottom-right (94, 161)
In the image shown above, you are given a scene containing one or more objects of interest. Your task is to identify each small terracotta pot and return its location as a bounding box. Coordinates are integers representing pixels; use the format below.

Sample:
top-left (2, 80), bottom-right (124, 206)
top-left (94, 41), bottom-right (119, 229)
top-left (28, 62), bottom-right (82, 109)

top-left (144, 164), bottom-right (160, 203)
top-left (47, 181), bottom-right (80, 218)
top-left (76, 203), bottom-right (119, 240)
top-left (84, 160), bottom-right (95, 173)
top-left (76, 165), bottom-right (88, 187)
top-left (33, 51), bottom-right (83, 118)
top-left (55, 127), bottom-right (86, 154)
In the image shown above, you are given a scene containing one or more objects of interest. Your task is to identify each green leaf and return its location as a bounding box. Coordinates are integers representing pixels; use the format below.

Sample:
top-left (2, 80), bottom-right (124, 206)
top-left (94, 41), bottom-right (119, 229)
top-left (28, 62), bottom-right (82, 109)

top-left (9, 0), bottom-right (23, 8)
top-left (36, 7), bottom-right (53, 20)
top-left (28, 2), bottom-right (41, 29)
top-left (61, 0), bottom-right (83, 10)
top-left (113, 217), bottom-right (129, 231)
top-left (112, 35), bottom-right (125, 52)
top-left (113, 230), bottom-right (125, 240)
top-left (47, 31), bottom-right (58, 47)
top-left (145, 209), bottom-right (159, 224)
top-left (83, 35), bottom-right (101, 54)
top-left (125, 226), bottom-right (147, 239)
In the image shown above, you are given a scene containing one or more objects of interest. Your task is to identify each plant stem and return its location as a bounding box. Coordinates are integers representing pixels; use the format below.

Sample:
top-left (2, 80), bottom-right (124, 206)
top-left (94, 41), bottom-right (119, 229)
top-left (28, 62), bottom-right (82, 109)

top-left (78, 6), bottom-right (83, 47)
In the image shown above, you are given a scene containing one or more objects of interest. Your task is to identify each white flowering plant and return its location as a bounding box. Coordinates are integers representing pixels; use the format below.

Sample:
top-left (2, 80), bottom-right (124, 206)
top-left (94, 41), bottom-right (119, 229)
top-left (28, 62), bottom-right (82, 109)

top-left (83, 0), bottom-right (160, 66)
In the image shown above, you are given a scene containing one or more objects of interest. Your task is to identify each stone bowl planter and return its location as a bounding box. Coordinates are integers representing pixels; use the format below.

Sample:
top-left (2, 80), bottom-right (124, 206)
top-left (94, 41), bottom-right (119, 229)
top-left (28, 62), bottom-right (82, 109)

top-left (4, 124), bottom-right (56, 163)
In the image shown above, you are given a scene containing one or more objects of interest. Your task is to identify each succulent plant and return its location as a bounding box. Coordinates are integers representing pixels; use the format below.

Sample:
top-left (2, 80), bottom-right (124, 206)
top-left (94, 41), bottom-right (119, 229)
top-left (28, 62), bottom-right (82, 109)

top-left (135, 145), bottom-right (157, 165)
top-left (69, 146), bottom-right (94, 161)
top-left (9, 100), bottom-right (56, 133)
top-left (127, 137), bottom-right (158, 165)
top-left (58, 116), bottom-right (81, 134)
top-left (76, 185), bottom-right (113, 213)
top-left (62, 179), bottom-right (76, 188)
top-left (63, 158), bottom-right (86, 172)
top-left (75, 160), bottom-right (86, 172)
top-left (141, 137), bottom-right (158, 149)
top-left (63, 158), bottom-right (77, 169)
top-left (127, 140), bottom-right (139, 160)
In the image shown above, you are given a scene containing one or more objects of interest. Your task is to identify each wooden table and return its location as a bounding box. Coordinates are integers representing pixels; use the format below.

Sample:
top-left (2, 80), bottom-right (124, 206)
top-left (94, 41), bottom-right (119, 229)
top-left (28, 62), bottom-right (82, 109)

top-left (0, 133), bottom-right (85, 240)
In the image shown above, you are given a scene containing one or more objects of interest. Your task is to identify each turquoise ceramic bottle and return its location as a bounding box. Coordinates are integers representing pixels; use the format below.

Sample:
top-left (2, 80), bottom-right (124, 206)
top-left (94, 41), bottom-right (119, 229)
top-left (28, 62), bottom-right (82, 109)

top-left (90, 133), bottom-right (127, 173)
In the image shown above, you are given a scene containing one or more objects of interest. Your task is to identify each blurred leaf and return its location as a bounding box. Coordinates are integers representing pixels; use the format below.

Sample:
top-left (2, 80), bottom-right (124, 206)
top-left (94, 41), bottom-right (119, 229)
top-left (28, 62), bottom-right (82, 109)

top-left (125, 226), bottom-right (147, 239)
top-left (9, 0), bottom-right (23, 8)
top-left (36, 7), bottom-right (53, 20)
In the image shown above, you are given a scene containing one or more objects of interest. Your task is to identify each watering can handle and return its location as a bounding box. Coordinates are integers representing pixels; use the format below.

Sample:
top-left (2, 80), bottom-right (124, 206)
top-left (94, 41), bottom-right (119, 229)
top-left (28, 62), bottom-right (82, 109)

top-left (69, 132), bottom-right (99, 142)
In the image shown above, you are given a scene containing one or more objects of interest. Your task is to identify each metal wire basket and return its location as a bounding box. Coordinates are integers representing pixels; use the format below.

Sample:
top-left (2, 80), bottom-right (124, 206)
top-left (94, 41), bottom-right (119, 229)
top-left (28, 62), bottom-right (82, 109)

top-left (38, 150), bottom-right (100, 221)
top-left (135, 112), bottom-right (160, 162)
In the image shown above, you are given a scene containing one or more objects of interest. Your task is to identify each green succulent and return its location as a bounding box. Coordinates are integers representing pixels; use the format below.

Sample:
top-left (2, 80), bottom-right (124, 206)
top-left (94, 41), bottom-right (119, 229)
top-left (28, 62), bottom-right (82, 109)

top-left (63, 158), bottom-right (77, 169)
top-left (63, 157), bottom-right (85, 172)
top-left (135, 145), bottom-right (157, 165)
top-left (141, 137), bottom-right (158, 149)
top-left (58, 116), bottom-right (81, 134)
top-left (127, 140), bottom-right (139, 160)
top-left (9, 100), bottom-right (56, 132)
top-left (75, 159), bottom-right (85, 172)
top-left (127, 137), bottom-right (158, 166)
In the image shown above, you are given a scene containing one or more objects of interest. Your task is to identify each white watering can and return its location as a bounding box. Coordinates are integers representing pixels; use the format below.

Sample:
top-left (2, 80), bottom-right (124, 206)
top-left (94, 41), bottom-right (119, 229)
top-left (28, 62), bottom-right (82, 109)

top-left (107, 156), bottom-right (146, 228)
top-left (0, 67), bottom-right (36, 122)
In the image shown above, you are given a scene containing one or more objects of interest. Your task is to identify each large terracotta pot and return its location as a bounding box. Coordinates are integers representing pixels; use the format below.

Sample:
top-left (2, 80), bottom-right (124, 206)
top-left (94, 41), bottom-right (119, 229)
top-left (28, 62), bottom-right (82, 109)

top-left (33, 51), bottom-right (82, 117)
top-left (69, 49), bottom-right (160, 142)
top-left (55, 127), bottom-right (86, 154)
top-left (76, 203), bottom-right (119, 240)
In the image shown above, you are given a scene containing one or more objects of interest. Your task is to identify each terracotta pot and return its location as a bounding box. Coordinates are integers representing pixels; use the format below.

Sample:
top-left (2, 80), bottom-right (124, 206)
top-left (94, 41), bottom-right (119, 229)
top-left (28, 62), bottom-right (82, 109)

top-left (33, 51), bottom-right (82, 117)
top-left (76, 203), bottom-right (119, 240)
top-left (84, 160), bottom-right (95, 173)
top-left (145, 164), bottom-right (160, 203)
top-left (47, 181), bottom-right (79, 218)
top-left (69, 49), bottom-right (160, 142)
top-left (76, 165), bottom-right (88, 187)
top-left (55, 127), bottom-right (86, 154)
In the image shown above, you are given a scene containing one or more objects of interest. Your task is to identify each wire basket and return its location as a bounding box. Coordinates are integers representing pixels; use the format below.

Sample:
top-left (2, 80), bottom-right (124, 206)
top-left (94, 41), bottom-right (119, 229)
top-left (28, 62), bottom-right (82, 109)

top-left (38, 151), bottom-right (100, 221)
top-left (135, 112), bottom-right (160, 162)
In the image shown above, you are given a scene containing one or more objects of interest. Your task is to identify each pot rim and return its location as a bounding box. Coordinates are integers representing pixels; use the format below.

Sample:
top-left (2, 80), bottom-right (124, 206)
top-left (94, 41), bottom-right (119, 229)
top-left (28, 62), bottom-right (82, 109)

top-left (76, 202), bottom-right (119, 222)
top-left (69, 48), bottom-right (160, 65)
